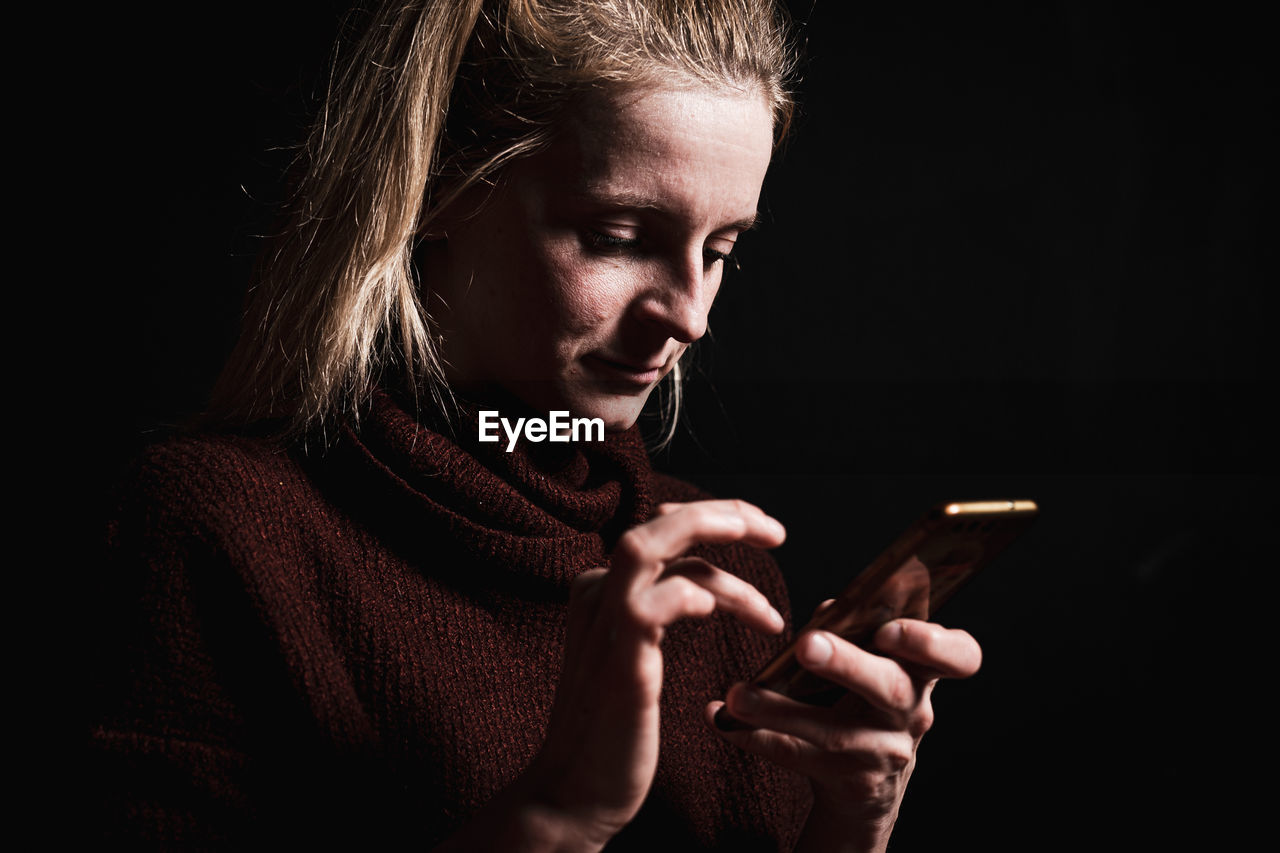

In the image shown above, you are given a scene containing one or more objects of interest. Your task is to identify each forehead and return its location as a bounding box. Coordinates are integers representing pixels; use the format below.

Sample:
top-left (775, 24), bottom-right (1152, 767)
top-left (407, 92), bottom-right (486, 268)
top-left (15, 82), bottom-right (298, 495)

top-left (523, 84), bottom-right (775, 225)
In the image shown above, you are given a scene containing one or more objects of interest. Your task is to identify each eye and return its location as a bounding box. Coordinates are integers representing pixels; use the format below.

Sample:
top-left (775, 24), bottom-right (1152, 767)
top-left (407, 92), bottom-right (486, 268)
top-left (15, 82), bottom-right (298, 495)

top-left (584, 227), bottom-right (741, 271)
top-left (584, 230), bottom-right (641, 254)
top-left (703, 246), bottom-right (739, 270)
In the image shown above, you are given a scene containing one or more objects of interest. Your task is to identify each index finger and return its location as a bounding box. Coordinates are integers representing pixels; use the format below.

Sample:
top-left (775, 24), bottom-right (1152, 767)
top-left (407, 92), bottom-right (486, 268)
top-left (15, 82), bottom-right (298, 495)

top-left (611, 500), bottom-right (786, 592)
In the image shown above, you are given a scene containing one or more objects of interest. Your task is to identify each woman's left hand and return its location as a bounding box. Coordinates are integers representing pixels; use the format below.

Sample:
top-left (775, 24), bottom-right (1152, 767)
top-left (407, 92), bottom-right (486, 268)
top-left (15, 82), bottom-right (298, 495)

top-left (708, 617), bottom-right (982, 853)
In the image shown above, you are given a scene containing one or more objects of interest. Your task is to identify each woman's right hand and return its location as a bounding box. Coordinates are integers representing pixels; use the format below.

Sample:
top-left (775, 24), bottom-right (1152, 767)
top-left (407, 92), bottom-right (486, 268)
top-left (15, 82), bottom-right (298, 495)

top-left (499, 499), bottom-right (789, 851)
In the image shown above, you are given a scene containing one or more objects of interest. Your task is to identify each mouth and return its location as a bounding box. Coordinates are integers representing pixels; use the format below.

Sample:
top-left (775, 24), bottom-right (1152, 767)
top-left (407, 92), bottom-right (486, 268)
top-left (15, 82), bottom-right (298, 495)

top-left (583, 353), bottom-right (667, 388)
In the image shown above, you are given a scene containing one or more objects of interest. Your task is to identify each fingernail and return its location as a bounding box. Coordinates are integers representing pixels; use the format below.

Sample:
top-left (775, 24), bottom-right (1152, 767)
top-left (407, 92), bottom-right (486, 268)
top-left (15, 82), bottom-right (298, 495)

top-left (768, 606), bottom-right (785, 630)
top-left (800, 631), bottom-right (833, 665)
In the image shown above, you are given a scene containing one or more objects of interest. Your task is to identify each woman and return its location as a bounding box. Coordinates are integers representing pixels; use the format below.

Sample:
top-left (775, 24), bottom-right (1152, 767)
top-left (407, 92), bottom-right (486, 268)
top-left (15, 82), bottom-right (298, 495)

top-left (93, 1), bottom-right (981, 849)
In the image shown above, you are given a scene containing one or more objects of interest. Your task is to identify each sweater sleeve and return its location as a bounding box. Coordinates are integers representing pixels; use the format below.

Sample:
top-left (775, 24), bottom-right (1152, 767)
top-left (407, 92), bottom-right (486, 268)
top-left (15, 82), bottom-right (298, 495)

top-left (89, 438), bottom-right (439, 845)
top-left (89, 443), bottom-right (266, 841)
top-left (89, 438), bottom-right (381, 843)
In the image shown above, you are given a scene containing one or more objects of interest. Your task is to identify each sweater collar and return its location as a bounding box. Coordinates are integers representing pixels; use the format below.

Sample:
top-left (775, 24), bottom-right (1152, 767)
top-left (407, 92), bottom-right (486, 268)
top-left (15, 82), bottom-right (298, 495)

top-left (330, 389), bottom-right (655, 589)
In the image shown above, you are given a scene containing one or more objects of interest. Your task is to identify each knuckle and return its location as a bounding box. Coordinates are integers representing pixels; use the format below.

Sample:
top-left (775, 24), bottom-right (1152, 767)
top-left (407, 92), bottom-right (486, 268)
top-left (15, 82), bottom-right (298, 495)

top-left (613, 529), bottom-right (650, 564)
top-left (668, 576), bottom-right (698, 599)
top-left (883, 672), bottom-right (917, 711)
top-left (819, 727), bottom-right (858, 756)
top-left (779, 735), bottom-right (810, 768)
top-left (674, 577), bottom-right (713, 610)
top-left (926, 621), bottom-right (951, 649)
top-left (906, 620), bottom-right (944, 656)
top-left (908, 703), bottom-right (935, 739)
top-left (700, 503), bottom-right (746, 536)
top-left (910, 622), bottom-right (983, 674)
top-left (825, 759), bottom-right (880, 801)
top-left (671, 504), bottom-right (704, 530)
top-left (883, 742), bottom-right (914, 774)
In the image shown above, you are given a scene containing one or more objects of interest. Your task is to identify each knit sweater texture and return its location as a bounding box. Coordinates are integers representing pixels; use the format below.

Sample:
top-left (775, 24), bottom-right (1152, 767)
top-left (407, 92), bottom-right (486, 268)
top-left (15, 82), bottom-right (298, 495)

top-left (90, 391), bottom-right (811, 848)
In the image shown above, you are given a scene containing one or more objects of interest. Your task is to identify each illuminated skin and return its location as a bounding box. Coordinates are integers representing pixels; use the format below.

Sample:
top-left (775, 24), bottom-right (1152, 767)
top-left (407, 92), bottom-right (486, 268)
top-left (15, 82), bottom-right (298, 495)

top-left (428, 85), bottom-right (983, 853)
top-left (425, 85), bottom-right (771, 431)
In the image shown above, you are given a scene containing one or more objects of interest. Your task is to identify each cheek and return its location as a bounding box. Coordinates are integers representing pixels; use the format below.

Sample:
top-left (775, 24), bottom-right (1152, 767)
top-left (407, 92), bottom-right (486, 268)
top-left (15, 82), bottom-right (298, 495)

top-left (704, 272), bottom-right (724, 313)
top-left (538, 245), bottom-right (637, 338)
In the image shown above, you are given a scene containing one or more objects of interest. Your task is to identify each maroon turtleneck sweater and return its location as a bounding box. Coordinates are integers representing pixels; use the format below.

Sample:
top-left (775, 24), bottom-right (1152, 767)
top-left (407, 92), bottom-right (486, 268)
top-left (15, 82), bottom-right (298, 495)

top-left (90, 392), bottom-right (811, 848)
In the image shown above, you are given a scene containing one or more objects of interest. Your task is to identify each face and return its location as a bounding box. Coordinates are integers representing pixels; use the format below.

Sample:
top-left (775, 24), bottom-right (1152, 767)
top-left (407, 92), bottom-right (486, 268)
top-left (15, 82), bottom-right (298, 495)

top-left (422, 83), bottom-right (775, 431)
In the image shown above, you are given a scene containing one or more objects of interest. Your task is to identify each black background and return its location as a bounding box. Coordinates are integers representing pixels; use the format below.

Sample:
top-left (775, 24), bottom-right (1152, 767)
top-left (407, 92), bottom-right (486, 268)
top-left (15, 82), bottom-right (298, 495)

top-left (88, 2), bottom-right (1269, 849)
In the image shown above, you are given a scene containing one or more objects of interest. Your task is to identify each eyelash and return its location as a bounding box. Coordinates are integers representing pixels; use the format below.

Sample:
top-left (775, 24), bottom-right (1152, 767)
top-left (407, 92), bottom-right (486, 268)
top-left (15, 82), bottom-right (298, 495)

top-left (586, 231), bottom-right (638, 252)
top-left (704, 247), bottom-right (741, 271)
top-left (585, 231), bottom-right (739, 269)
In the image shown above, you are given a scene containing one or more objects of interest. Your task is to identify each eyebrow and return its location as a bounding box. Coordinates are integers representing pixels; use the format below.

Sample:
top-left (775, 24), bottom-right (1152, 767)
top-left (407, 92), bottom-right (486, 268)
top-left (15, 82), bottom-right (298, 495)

top-left (578, 188), bottom-right (760, 233)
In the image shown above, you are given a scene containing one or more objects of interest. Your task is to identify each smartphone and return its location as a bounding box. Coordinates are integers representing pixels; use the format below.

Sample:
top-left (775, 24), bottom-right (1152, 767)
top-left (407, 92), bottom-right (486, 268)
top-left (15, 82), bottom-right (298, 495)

top-left (717, 499), bottom-right (1038, 727)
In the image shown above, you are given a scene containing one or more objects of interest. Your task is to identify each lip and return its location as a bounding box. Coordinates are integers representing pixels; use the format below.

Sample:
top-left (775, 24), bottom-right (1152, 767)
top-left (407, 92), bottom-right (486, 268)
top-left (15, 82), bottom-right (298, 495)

top-left (583, 353), bottom-right (666, 387)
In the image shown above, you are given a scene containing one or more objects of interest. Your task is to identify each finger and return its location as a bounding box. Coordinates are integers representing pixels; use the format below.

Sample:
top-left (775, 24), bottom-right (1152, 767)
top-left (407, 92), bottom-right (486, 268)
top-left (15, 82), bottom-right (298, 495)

top-left (794, 630), bottom-right (922, 716)
top-left (654, 502), bottom-right (686, 516)
top-left (706, 699), bottom-right (826, 776)
top-left (705, 700), bottom-right (916, 781)
top-left (631, 575), bottom-right (717, 632)
top-left (610, 500), bottom-right (786, 592)
top-left (873, 620), bottom-right (982, 679)
top-left (722, 682), bottom-right (844, 745)
top-left (724, 680), bottom-right (934, 745)
top-left (664, 557), bottom-right (784, 634)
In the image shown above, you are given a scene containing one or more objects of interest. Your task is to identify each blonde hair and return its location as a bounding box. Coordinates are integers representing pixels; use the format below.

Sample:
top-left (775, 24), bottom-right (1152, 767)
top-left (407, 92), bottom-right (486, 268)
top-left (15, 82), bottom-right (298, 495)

top-left (206, 0), bottom-right (795, 444)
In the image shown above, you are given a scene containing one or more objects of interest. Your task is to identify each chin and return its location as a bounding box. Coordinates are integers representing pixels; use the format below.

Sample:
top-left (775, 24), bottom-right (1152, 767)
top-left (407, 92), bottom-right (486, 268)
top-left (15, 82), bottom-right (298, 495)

top-left (566, 392), bottom-right (650, 433)
top-left (506, 379), bottom-right (655, 433)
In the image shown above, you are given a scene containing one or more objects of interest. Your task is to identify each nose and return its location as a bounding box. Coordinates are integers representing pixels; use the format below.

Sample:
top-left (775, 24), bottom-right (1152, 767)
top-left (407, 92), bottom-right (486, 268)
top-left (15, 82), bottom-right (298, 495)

top-left (635, 251), bottom-right (717, 344)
